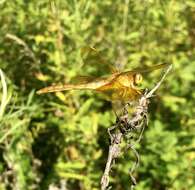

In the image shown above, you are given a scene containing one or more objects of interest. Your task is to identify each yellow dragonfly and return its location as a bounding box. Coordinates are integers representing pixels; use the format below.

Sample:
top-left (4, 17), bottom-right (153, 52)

top-left (37, 62), bottom-right (170, 102)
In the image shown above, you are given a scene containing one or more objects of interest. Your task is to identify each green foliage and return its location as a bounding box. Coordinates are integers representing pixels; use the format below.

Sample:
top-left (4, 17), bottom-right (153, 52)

top-left (0, 0), bottom-right (195, 189)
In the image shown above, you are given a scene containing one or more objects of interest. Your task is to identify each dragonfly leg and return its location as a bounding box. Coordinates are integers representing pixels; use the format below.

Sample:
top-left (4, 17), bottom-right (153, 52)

top-left (122, 102), bottom-right (134, 115)
top-left (143, 88), bottom-right (149, 95)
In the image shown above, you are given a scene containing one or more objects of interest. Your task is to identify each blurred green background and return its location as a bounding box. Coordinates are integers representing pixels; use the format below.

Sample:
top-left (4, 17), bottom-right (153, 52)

top-left (0, 0), bottom-right (195, 190)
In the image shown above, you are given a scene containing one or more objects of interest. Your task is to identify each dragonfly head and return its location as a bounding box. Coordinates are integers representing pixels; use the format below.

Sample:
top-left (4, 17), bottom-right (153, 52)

top-left (133, 73), bottom-right (143, 86)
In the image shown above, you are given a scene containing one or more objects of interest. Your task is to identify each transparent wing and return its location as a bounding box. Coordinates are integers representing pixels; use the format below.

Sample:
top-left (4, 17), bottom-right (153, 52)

top-left (112, 87), bottom-right (142, 102)
top-left (124, 63), bottom-right (171, 75)
top-left (80, 46), bottom-right (120, 75)
top-left (71, 75), bottom-right (97, 84)
top-left (96, 83), bottom-right (142, 102)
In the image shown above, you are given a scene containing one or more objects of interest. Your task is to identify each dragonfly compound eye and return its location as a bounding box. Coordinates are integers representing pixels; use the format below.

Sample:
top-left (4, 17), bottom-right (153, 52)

top-left (134, 73), bottom-right (143, 86)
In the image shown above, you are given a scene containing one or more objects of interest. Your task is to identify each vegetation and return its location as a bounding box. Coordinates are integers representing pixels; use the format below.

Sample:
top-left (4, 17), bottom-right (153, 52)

top-left (0, 0), bottom-right (195, 189)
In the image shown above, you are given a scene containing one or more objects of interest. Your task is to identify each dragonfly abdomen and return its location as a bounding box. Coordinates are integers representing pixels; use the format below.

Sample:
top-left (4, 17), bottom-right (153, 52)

top-left (36, 84), bottom-right (73, 94)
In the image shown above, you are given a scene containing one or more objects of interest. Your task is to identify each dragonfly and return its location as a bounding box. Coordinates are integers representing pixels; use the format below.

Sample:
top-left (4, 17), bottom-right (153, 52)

top-left (37, 62), bottom-right (170, 103)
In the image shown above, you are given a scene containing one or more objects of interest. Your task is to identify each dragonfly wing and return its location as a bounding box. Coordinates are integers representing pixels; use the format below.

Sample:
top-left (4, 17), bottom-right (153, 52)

top-left (37, 75), bottom-right (112, 94)
top-left (123, 87), bottom-right (142, 101)
top-left (71, 75), bottom-right (97, 84)
top-left (96, 84), bottom-right (142, 103)
top-left (124, 63), bottom-right (171, 74)
top-left (81, 46), bottom-right (120, 75)
top-left (112, 87), bottom-right (142, 102)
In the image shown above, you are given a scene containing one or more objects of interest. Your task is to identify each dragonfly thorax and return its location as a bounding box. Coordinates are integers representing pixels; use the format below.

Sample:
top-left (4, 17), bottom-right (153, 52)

top-left (117, 75), bottom-right (134, 87)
